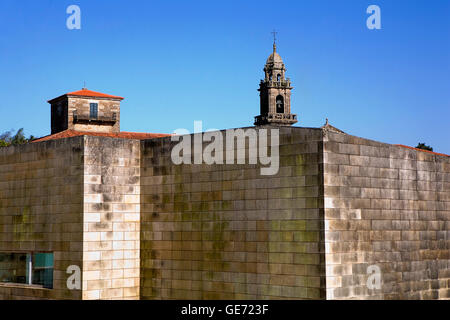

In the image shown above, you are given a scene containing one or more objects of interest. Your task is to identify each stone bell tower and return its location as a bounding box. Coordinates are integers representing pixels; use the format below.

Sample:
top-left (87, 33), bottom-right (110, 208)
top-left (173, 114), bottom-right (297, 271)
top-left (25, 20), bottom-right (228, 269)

top-left (254, 37), bottom-right (298, 126)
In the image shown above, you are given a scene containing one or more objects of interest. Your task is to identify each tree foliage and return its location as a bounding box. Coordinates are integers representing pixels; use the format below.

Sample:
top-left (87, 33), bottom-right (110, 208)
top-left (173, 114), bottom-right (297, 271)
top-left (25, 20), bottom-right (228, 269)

top-left (416, 142), bottom-right (433, 152)
top-left (0, 129), bottom-right (36, 147)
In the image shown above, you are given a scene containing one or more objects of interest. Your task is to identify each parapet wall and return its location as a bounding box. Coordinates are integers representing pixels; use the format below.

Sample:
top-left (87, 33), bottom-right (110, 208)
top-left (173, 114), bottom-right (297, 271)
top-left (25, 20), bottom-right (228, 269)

top-left (0, 126), bottom-right (448, 300)
top-left (82, 136), bottom-right (141, 299)
top-left (0, 136), bottom-right (141, 300)
top-left (139, 127), bottom-right (326, 299)
top-left (0, 137), bottom-right (84, 299)
top-left (323, 130), bottom-right (450, 299)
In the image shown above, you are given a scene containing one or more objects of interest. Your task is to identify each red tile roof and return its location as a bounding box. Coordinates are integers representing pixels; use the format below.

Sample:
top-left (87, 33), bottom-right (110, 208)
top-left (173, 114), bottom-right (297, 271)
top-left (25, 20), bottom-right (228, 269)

top-left (48, 89), bottom-right (124, 103)
top-left (396, 144), bottom-right (449, 157)
top-left (33, 130), bottom-right (170, 143)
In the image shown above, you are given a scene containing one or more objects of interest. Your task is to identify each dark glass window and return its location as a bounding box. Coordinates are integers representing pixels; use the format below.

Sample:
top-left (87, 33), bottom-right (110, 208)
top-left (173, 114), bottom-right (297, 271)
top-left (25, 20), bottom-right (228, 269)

top-left (276, 95), bottom-right (284, 113)
top-left (32, 253), bottom-right (54, 289)
top-left (90, 103), bottom-right (98, 119)
top-left (0, 253), bottom-right (28, 284)
top-left (0, 252), bottom-right (53, 289)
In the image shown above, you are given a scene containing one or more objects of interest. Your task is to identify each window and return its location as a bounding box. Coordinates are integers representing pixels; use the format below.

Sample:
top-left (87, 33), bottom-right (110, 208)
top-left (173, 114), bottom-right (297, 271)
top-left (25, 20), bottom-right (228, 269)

top-left (276, 95), bottom-right (284, 113)
top-left (90, 103), bottom-right (98, 119)
top-left (57, 104), bottom-right (63, 116)
top-left (0, 253), bottom-right (28, 285)
top-left (0, 252), bottom-right (53, 289)
top-left (277, 74), bottom-right (281, 82)
top-left (32, 253), bottom-right (54, 288)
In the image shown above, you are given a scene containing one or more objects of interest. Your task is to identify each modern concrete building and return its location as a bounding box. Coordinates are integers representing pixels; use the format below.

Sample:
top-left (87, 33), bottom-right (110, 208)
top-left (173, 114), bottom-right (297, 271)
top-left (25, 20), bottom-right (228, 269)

top-left (0, 44), bottom-right (449, 300)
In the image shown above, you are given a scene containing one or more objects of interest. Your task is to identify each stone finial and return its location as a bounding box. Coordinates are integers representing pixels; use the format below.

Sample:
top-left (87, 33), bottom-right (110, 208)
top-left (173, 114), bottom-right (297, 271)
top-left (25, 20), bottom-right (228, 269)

top-left (321, 118), bottom-right (345, 134)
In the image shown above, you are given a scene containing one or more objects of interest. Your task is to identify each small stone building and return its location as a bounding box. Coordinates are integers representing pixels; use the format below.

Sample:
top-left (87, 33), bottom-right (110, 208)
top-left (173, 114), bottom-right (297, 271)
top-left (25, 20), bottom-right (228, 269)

top-left (0, 44), bottom-right (449, 300)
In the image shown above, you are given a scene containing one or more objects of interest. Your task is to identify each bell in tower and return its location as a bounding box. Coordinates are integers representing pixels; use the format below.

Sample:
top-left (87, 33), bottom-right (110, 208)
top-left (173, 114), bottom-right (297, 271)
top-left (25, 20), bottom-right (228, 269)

top-left (254, 36), bottom-right (298, 126)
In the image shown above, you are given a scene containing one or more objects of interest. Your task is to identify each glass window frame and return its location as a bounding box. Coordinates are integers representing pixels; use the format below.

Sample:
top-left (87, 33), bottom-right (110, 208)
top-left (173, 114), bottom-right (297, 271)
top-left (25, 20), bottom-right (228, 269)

top-left (90, 102), bottom-right (98, 119)
top-left (0, 251), bottom-right (54, 289)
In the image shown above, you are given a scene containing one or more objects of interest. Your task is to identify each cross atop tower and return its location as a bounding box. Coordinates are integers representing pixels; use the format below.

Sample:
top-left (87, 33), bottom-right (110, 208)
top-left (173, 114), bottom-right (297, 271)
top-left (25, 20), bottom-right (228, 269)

top-left (271, 30), bottom-right (278, 52)
top-left (271, 30), bottom-right (278, 44)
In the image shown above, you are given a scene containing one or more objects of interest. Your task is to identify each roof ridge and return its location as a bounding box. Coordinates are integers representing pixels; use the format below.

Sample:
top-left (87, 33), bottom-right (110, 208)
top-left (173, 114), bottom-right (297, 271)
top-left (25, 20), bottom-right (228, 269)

top-left (48, 89), bottom-right (124, 103)
top-left (67, 89), bottom-right (124, 100)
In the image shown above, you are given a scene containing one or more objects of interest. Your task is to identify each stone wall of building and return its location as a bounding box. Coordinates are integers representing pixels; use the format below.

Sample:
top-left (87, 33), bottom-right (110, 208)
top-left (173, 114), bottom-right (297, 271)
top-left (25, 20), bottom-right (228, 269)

top-left (82, 136), bottom-right (140, 299)
top-left (50, 97), bottom-right (121, 135)
top-left (0, 137), bottom-right (85, 299)
top-left (1, 125), bottom-right (449, 300)
top-left (69, 97), bottom-right (121, 133)
top-left (140, 127), bottom-right (326, 299)
top-left (323, 130), bottom-right (450, 299)
top-left (51, 96), bottom-right (69, 134)
top-left (0, 135), bottom-right (140, 300)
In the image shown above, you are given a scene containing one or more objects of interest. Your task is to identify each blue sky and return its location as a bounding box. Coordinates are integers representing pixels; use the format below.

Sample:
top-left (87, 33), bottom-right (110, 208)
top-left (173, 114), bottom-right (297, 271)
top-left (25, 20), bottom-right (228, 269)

top-left (0, 0), bottom-right (449, 153)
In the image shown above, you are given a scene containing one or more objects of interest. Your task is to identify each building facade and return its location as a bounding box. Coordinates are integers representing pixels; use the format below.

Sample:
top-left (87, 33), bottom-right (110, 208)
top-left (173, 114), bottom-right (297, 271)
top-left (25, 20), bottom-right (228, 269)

top-left (0, 45), bottom-right (449, 300)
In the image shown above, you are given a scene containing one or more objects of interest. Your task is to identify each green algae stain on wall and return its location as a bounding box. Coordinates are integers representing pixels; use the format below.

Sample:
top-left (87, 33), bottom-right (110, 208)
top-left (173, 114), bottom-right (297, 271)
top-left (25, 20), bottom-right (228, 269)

top-left (206, 213), bottom-right (229, 262)
top-left (202, 210), bottom-right (231, 298)
top-left (13, 206), bottom-right (34, 241)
